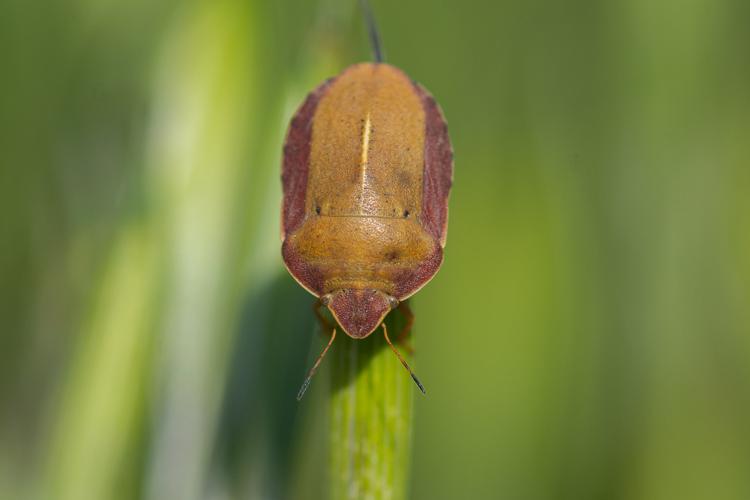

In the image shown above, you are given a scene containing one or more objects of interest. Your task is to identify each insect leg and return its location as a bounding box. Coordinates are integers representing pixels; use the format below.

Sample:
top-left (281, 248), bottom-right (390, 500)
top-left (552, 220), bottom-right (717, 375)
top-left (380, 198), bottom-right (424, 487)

top-left (313, 298), bottom-right (334, 335)
top-left (396, 301), bottom-right (415, 355)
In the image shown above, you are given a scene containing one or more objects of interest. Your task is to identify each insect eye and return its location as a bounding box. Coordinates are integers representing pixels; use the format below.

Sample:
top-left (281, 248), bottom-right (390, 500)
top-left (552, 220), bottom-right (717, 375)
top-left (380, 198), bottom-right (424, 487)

top-left (315, 206), bottom-right (321, 215)
top-left (403, 210), bottom-right (410, 218)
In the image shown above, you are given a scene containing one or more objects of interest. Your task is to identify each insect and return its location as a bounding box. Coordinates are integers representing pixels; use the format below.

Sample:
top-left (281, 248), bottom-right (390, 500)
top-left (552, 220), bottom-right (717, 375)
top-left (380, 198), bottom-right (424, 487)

top-left (282, 0), bottom-right (453, 399)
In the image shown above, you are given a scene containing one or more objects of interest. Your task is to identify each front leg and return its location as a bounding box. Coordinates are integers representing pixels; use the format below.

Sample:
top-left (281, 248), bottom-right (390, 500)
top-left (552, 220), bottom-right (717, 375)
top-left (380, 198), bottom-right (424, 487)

top-left (313, 297), bottom-right (334, 334)
top-left (396, 301), bottom-right (415, 355)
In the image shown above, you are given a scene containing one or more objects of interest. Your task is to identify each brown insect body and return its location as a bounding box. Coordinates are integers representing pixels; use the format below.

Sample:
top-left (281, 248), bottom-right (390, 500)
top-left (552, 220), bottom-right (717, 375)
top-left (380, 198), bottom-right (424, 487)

top-left (282, 63), bottom-right (452, 339)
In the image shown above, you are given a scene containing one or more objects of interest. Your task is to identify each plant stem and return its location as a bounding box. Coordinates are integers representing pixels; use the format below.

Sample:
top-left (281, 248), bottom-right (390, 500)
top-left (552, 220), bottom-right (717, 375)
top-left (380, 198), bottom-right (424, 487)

top-left (328, 305), bottom-right (416, 500)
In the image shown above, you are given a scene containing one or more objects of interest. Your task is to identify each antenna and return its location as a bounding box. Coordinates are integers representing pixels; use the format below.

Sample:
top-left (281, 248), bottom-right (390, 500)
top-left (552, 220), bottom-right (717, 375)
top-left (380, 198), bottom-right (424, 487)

top-left (297, 328), bottom-right (337, 401)
top-left (359, 0), bottom-right (384, 63)
top-left (382, 323), bottom-right (426, 394)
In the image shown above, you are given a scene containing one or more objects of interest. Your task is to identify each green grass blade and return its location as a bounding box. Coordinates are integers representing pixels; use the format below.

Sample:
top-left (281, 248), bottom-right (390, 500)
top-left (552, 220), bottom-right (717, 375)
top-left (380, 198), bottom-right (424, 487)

top-left (329, 306), bottom-right (416, 500)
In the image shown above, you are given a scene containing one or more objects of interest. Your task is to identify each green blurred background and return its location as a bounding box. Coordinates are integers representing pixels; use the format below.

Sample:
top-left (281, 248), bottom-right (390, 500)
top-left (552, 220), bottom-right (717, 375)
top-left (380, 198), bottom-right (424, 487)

top-left (2, 0), bottom-right (749, 498)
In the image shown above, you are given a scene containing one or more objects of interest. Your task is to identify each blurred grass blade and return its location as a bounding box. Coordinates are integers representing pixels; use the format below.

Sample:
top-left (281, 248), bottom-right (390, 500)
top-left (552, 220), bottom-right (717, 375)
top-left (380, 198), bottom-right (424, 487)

top-left (143, 1), bottom-right (259, 499)
top-left (43, 224), bottom-right (161, 500)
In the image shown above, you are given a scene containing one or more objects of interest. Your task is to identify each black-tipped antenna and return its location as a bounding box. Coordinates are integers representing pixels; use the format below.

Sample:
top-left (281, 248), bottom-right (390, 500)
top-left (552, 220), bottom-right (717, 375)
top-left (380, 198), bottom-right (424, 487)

top-left (359, 0), bottom-right (384, 63)
top-left (297, 328), bottom-right (337, 401)
top-left (382, 323), bottom-right (426, 394)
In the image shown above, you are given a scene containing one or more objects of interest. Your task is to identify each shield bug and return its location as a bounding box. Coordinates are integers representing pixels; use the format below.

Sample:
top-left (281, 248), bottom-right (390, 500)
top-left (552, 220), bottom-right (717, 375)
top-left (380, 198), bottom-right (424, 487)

top-left (283, 1), bottom-right (453, 399)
